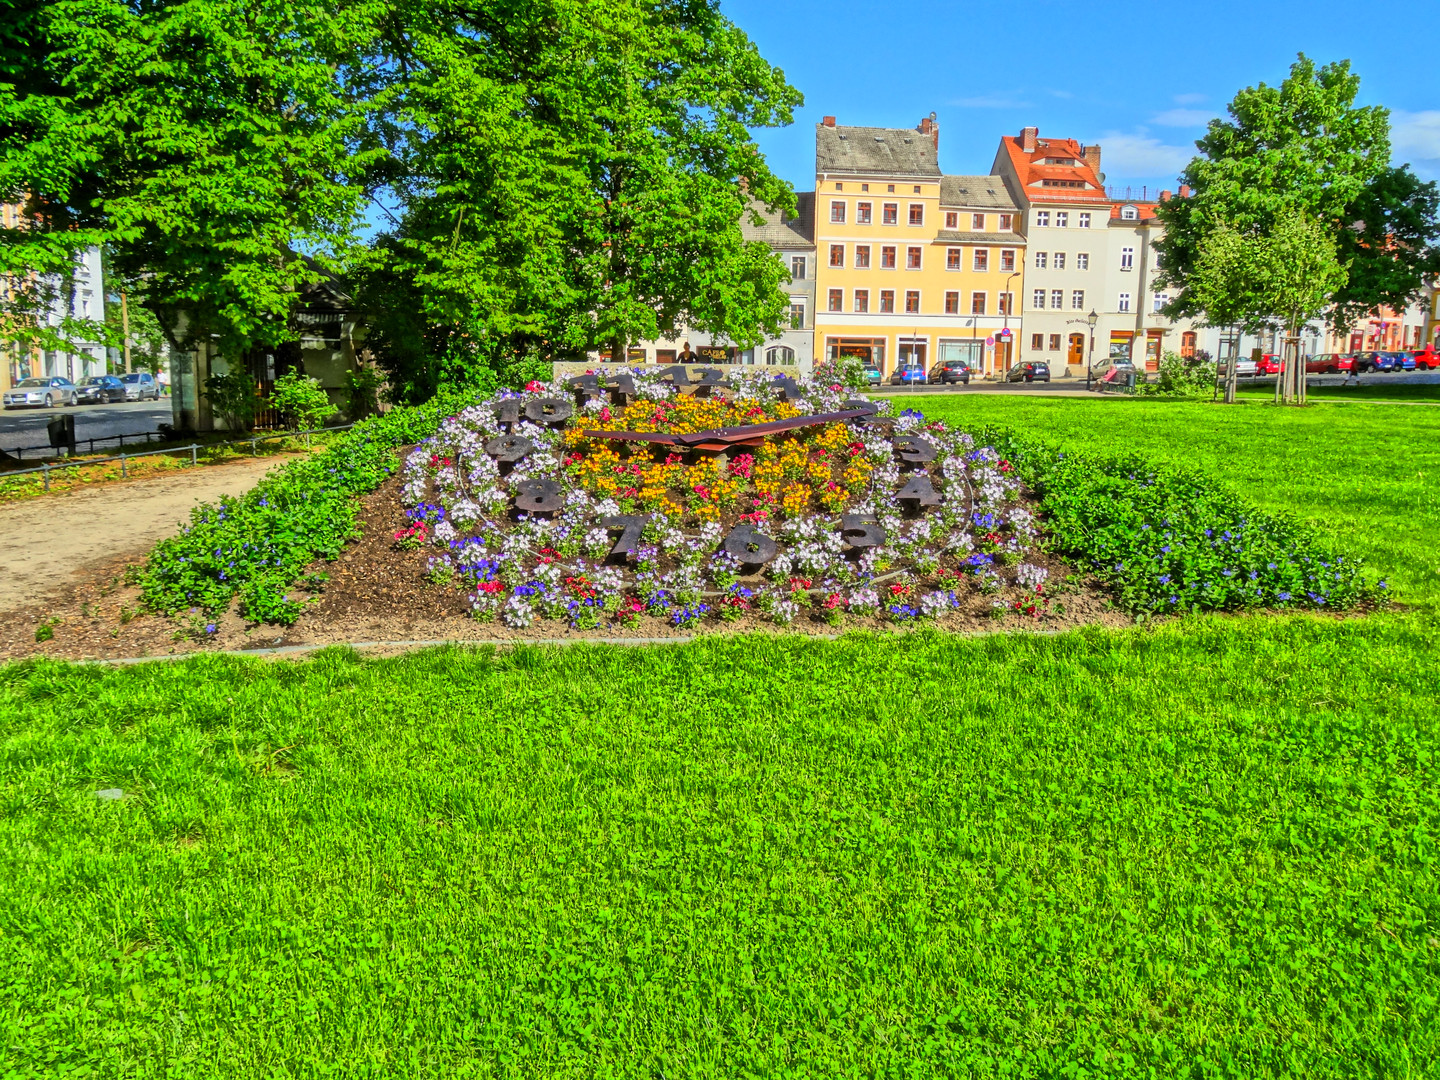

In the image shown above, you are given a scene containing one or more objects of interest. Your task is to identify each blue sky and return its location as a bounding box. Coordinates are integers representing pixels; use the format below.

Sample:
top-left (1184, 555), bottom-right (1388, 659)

top-left (726, 0), bottom-right (1440, 197)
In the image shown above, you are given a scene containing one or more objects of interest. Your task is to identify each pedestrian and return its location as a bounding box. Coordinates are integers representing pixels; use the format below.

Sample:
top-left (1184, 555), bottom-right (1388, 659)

top-left (677, 342), bottom-right (695, 364)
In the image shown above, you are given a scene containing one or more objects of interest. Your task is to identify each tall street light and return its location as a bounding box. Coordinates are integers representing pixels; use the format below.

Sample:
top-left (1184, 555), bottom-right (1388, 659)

top-left (1086, 309), bottom-right (1099, 392)
top-left (1002, 270), bottom-right (1021, 375)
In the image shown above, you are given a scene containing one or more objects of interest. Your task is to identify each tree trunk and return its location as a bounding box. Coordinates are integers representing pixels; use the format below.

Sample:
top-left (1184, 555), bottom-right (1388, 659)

top-left (1225, 327), bottom-right (1239, 404)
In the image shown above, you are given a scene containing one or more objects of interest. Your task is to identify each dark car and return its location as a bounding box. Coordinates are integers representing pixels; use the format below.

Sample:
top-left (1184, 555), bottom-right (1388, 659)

top-left (1006, 361), bottom-right (1051, 384)
top-left (887, 364), bottom-right (927, 386)
top-left (927, 360), bottom-right (971, 385)
top-left (1352, 351), bottom-right (1395, 374)
top-left (76, 374), bottom-right (128, 404)
top-left (2, 376), bottom-right (78, 408)
top-left (861, 363), bottom-right (882, 387)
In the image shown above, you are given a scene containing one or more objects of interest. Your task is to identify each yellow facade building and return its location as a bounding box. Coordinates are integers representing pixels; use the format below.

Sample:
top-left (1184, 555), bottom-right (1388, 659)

top-left (813, 115), bottom-right (1025, 377)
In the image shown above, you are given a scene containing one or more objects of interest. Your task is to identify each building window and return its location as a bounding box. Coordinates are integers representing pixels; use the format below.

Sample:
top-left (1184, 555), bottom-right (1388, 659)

top-left (999, 292), bottom-right (1013, 315)
top-left (913, 185), bottom-right (921, 194)
top-left (857, 202), bottom-right (872, 224)
top-left (1049, 334), bottom-right (1062, 351)
top-left (971, 213), bottom-right (985, 231)
top-left (828, 289), bottom-right (843, 312)
top-left (905, 290), bottom-right (921, 314)
top-left (1051, 289), bottom-right (1063, 309)
top-left (1153, 292), bottom-right (1169, 312)
top-left (1032, 289), bottom-right (1046, 309)
top-left (973, 249), bottom-right (989, 272)
top-left (854, 245), bottom-right (871, 269)
top-left (970, 292), bottom-right (986, 315)
top-left (1120, 247), bottom-right (1135, 271)
top-left (854, 289), bottom-right (869, 313)
top-left (909, 203), bottom-right (924, 226)
top-left (1118, 292), bottom-right (1131, 313)
top-left (790, 256), bottom-right (806, 280)
top-left (880, 289), bottom-right (895, 313)
top-left (1072, 290), bottom-right (1085, 309)
top-left (1077, 253), bottom-right (1090, 270)
top-left (999, 213), bottom-right (1013, 231)
top-left (1031, 333), bottom-right (1044, 350)
top-left (1000, 249), bottom-right (1015, 272)
top-left (881, 246), bottom-right (896, 269)
top-left (945, 211), bottom-right (958, 229)
top-left (790, 300), bottom-right (806, 329)
top-left (1035, 211), bottom-right (1050, 227)
top-left (1033, 251), bottom-right (1047, 269)
top-left (766, 345), bottom-right (796, 366)
top-left (1079, 212), bottom-right (1091, 228)
top-left (1054, 252), bottom-right (1066, 270)
top-left (861, 183), bottom-right (869, 192)
top-left (883, 203), bottom-right (899, 225)
top-left (1056, 212), bottom-right (1068, 228)
top-left (835, 182), bottom-right (843, 191)
top-left (830, 201), bottom-right (846, 223)
top-left (830, 244), bottom-right (845, 268)
top-left (946, 248), bottom-right (962, 270)
top-left (1181, 331), bottom-right (1197, 357)
top-left (945, 291), bottom-right (960, 314)
top-left (1121, 205), bottom-right (1139, 220)
top-left (907, 246), bottom-right (922, 269)
top-left (887, 184), bottom-right (895, 193)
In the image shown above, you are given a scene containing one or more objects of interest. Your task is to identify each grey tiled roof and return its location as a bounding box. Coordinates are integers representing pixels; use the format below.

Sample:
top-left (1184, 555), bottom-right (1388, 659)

top-left (939, 176), bottom-right (1017, 210)
top-left (816, 125), bottom-right (941, 177)
top-left (934, 230), bottom-right (1025, 246)
top-left (740, 191), bottom-right (815, 248)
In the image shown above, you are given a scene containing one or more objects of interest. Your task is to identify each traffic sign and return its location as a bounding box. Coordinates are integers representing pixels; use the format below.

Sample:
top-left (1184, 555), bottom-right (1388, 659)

top-left (998, 328), bottom-right (1012, 339)
top-left (984, 336), bottom-right (995, 347)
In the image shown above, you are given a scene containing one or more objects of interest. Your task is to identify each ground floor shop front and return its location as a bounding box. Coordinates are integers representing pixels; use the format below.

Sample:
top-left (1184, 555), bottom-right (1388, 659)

top-left (817, 318), bottom-right (1020, 377)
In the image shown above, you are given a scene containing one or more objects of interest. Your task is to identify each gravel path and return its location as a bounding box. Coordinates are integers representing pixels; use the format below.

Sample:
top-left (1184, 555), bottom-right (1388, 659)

top-left (0, 456), bottom-right (286, 614)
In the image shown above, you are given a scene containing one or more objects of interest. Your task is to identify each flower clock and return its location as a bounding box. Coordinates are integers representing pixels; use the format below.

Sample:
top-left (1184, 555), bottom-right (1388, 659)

top-left (400, 367), bottom-right (1058, 630)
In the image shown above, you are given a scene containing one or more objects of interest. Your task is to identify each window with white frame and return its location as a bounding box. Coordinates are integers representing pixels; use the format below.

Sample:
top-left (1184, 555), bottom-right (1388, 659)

top-left (1051, 289), bottom-right (1063, 309)
top-left (945, 291), bottom-right (959, 314)
top-left (854, 289), bottom-right (869, 313)
top-left (1079, 212), bottom-right (1091, 228)
top-left (906, 290), bottom-right (921, 313)
top-left (972, 213), bottom-right (985, 231)
top-left (1000, 249), bottom-right (1015, 272)
top-left (828, 288), bottom-right (843, 312)
top-left (1035, 211), bottom-right (1050, 227)
top-left (830, 201), bottom-right (846, 223)
top-left (880, 289), bottom-right (895, 312)
top-left (999, 213), bottom-right (1013, 231)
top-left (947, 247), bottom-right (962, 270)
top-left (830, 244), bottom-right (844, 268)
top-left (1031, 333), bottom-right (1044, 350)
top-left (854, 245), bottom-right (871, 269)
top-left (970, 292), bottom-right (986, 315)
top-left (945, 211), bottom-right (958, 229)
top-left (1152, 292), bottom-right (1169, 312)
top-left (1056, 212), bottom-right (1068, 227)
top-left (1054, 252), bottom-right (1066, 270)
top-left (909, 203), bottom-right (925, 226)
top-left (1032, 288), bottom-right (1046, 309)
top-left (790, 255), bottom-right (806, 280)
top-left (857, 202), bottom-right (872, 224)
top-left (999, 292), bottom-right (1013, 315)
top-left (1121, 205), bottom-right (1139, 220)
top-left (1120, 247), bottom-right (1134, 271)
top-left (1076, 252), bottom-right (1090, 270)
top-left (1034, 251), bottom-right (1047, 269)
top-left (972, 249), bottom-right (988, 271)
top-left (1071, 290), bottom-right (1084, 309)
top-left (907, 246), bottom-right (923, 269)
top-left (883, 203), bottom-right (899, 225)
top-left (881, 245), bottom-right (896, 269)
top-left (1118, 292), bottom-right (1131, 313)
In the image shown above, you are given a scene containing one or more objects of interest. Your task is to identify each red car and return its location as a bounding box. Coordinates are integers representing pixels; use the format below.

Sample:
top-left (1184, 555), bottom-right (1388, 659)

top-left (1411, 347), bottom-right (1440, 371)
top-left (1307, 353), bottom-right (1353, 374)
top-left (1256, 354), bottom-right (1282, 375)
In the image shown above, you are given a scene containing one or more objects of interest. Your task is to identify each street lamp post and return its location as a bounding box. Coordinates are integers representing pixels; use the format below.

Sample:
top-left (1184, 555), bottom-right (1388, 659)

top-left (1085, 309), bottom-right (1099, 392)
top-left (1002, 270), bottom-right (1020, 375)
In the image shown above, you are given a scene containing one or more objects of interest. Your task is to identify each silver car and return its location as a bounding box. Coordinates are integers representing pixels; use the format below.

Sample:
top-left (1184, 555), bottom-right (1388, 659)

top-left (120, 371), bottom-right (161, 401)
top-left (3, 376), bottom-right (78, 409)
top-left (1218, 357), bottom-right (1259, 378)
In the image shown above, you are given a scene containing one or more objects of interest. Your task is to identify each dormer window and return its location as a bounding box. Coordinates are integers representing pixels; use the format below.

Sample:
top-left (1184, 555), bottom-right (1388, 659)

top-left (1121, 205), bottom-right (1139, 220)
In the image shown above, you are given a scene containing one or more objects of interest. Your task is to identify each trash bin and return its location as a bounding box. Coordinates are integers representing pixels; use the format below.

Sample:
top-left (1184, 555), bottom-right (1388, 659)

top-left (1125, 372), bottom-right (1137, 391)
top-left (47, 414), bottom-right (76, 456)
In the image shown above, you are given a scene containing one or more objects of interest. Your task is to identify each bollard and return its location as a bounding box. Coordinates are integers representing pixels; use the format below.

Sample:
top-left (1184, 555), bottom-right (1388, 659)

top-left (42, 462), bottom-right (49, 491)
top-left (190, 443), bottom-right (198, 466)
top-left (120, 452), bottom-right (126, 478)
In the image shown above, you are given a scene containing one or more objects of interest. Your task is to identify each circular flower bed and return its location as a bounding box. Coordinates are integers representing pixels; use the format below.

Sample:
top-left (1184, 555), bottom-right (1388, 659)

top-left (398, 369), bottom-right (1066, 632)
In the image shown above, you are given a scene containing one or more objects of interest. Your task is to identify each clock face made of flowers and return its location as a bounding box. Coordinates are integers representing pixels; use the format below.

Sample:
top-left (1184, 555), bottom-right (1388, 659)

top-left (401, 367), bottom-right (1049, 629)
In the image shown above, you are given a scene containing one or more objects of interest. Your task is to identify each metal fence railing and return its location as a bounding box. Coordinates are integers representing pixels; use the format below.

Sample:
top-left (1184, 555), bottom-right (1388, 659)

top-left (0, 423), bottom-right (356, 490)
top-left (1, 429), bottom-right (166, 462)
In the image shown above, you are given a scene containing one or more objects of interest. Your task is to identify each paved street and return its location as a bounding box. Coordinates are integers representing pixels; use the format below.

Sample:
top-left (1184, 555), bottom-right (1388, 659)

top-left (0, 399), bottom-right (173, 456)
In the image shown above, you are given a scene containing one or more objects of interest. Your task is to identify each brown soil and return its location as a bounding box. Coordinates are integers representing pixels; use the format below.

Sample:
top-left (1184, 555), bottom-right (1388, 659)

top-left (3, 471), bottom-right (1130, 663)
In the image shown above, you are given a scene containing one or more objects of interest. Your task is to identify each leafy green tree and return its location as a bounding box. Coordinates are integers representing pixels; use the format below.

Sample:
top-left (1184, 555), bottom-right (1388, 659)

top-left (1251, 211), bottom-right (1348, 403)
top-left (1, 0), bottom-right (391, 361)
top-left (389, 0), bottom-right (803, 377)
top-left (1156, 54), bottom-right (1437, 339)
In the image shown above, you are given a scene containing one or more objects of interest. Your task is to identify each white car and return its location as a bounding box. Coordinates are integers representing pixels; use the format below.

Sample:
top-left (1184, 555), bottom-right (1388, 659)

top-left (3, 376), bottom-right (78, 409)
top-left (1218, 357), bottom-right (1259, 378)
top-left (120, 371), bottom-right (161, 401)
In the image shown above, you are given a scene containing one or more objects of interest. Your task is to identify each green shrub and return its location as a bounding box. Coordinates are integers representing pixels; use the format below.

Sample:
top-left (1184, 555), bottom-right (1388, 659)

top-left (203, 369), bottom-right (260, 431)
top-left (271, 370), bottom-right (339, 431)
top-left (1136, 350), bottom-right (1216, 398)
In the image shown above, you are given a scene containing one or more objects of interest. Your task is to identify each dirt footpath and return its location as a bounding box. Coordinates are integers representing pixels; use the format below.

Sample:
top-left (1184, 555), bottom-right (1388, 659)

top-left (0, 456), bottom-right (287, 614)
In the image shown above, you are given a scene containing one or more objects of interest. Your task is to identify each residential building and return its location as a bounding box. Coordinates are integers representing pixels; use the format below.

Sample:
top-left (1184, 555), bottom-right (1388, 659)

top-left (992, 127), bottom-right (1107, 371)
top-left (1, 201), bottom-right (107, 394)
top-left (615, 195), bottom-right (816, 368)
top-left (814, 114), bottom-right (1024, 377)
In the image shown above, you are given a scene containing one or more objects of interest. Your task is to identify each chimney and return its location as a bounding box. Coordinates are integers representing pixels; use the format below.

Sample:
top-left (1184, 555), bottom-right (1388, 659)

top-left (1179, 184), bottom-right (1192, 198)
top-left (1083, 144), bottom-right (1102, 174)
top-left (1019, 126), bottom-right (1038, 152)
top-left (822, 116), bottom-right (836, 128)
top-left (918, 111), bottom-right (939, 150)
top-left (1160, 189), bottom-right (1172, 202)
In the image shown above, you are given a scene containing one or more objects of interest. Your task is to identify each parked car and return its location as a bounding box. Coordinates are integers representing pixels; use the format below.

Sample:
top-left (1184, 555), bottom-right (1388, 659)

top-left (1218, 357), bottom-right (1259, 378)
top-left (1307, 353), bottom-right (1350, 374)
top-left (1351, 352), bottom-right (1395, 373)
top-left (887, 364), bottom-right (927, 386)
top-left (1384, 351), bottom-right (1417, 372)
top-left (1007, 361), bottom-right (1051, 384)
top-left (76, 374), bottom-right (128, 404)
top-left (1255, 354), bottom-right (1283, 376)
top-left (120, 371), bottom-right (161, 400)
top-left (3, 376), bottom-right (78, 409)
top-left (861, 363), bottom-right (882, 387)
top-left (927, 360), bottom-right (972, 385)
top-left (1410, 347), bottom-right (1440, 370)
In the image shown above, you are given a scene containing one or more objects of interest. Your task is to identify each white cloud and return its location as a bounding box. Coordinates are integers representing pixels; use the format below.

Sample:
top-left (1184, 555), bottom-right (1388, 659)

top-left (1173, 92), bottom-right (1206, 105)
top-left (1150, 108), bottom-right (1213, 128)
top-left (1049, 89), bottom-right (1075, 100)
top-left (1392, 110), bottom-right (1440, 166)
top-left (948, 94), bottom-right (1033, 109)
top-left (1097, 132), bottom-right (1194, 178)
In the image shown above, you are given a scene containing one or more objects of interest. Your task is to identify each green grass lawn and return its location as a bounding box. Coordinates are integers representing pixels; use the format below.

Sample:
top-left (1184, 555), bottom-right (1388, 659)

top-left (887, 394), bottom-right (1440, 608)
top-left (1238, 382), bottom-right (1440, 404)
top-left (4, 395), bottom-right (1439, 1078)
